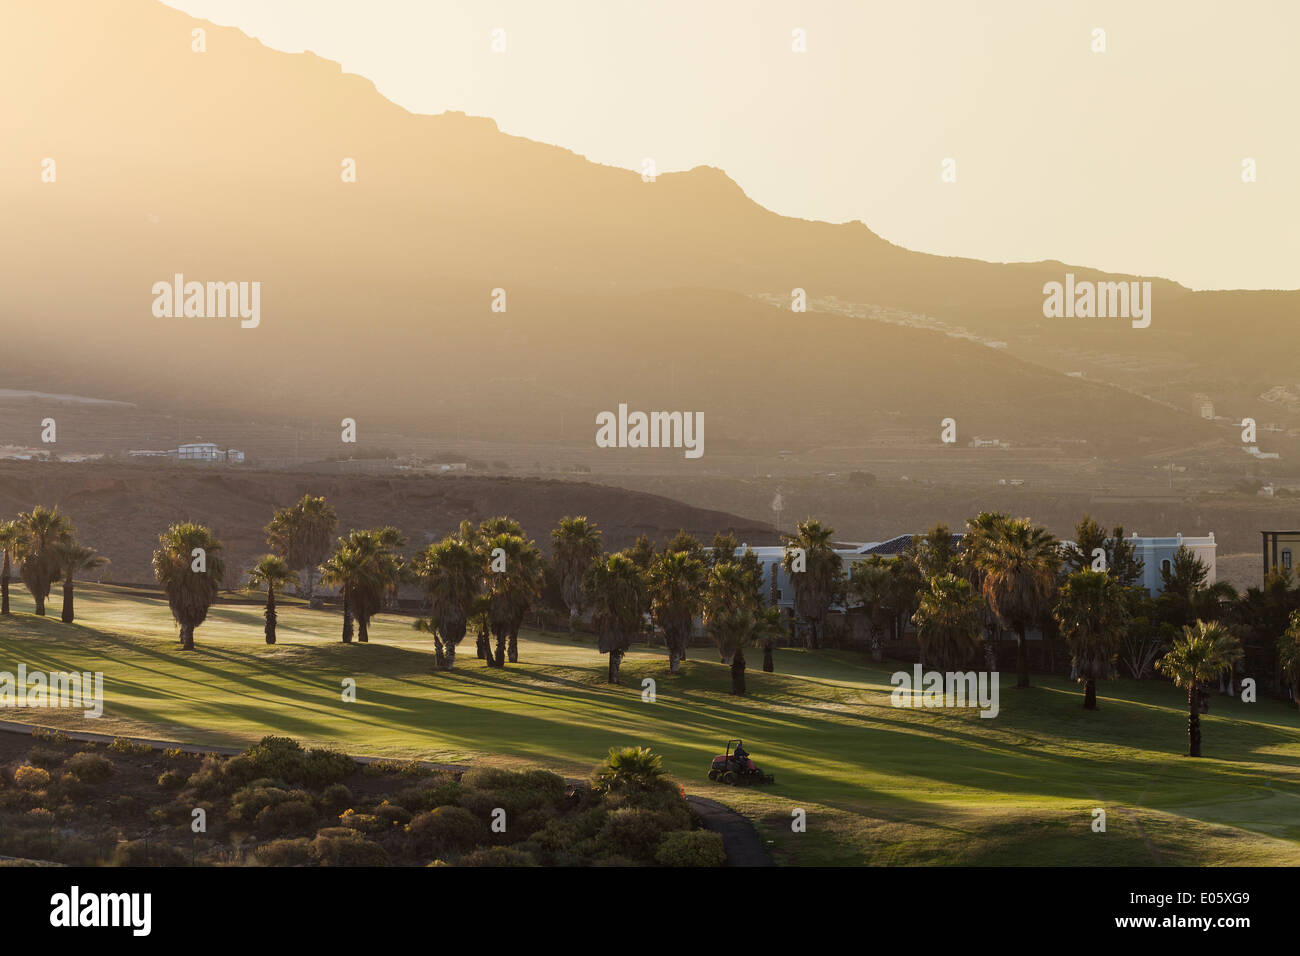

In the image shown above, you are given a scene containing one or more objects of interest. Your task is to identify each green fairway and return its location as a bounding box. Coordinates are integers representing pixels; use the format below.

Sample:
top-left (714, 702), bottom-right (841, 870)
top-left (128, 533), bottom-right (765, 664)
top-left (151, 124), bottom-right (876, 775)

top-left (2, 583), bottom-right (1298, 865)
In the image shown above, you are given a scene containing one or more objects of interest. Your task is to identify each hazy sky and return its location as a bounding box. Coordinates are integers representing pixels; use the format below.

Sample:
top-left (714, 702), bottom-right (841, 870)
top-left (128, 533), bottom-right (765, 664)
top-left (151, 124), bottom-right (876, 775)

top-left (163, 0), bottom-right (1299, 290)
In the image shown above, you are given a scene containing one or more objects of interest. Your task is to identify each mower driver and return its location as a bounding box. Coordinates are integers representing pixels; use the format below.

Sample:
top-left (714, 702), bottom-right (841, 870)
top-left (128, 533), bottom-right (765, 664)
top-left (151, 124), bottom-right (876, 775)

top-left (733, 742), bottom-right (749, 768)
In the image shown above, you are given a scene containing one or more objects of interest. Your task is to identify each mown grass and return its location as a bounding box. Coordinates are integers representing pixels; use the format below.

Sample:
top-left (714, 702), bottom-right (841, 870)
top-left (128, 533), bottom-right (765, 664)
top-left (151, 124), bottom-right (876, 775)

top-left (1, 583), bottom-right (1298, 865)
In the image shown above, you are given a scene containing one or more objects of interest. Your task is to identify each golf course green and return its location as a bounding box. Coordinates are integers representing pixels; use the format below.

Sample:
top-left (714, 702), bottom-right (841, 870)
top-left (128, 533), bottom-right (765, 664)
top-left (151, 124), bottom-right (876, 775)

top-left (1, 583), bottom-right (1297, 865)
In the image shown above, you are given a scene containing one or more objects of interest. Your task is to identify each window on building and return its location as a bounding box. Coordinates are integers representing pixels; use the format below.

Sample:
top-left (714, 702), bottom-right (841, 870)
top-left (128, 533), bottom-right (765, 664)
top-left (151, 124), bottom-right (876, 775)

top-left (1161, 559), bottom-right (1171, 575)
top-left (1283, 549), bottom-right (1293, 570)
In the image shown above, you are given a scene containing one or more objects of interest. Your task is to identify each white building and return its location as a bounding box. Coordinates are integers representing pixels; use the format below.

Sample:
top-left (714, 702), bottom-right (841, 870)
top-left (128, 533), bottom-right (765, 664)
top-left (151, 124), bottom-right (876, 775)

top-left (732, 529), bottom-right (1215, 612)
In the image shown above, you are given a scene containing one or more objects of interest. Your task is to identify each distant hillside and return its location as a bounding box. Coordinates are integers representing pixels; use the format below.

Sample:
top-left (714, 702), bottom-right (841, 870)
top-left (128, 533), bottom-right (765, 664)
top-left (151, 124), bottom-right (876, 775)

top-left (1, 0), bottom-right (1295, 466)
top-left (0, 463), bottom-right (777, 585)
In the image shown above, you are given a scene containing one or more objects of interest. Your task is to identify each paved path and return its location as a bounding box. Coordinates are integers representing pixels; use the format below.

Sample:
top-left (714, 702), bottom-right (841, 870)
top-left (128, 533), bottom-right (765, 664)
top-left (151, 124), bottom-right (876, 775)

top-left (686, 794), bottom-right (774, 866)
top-left (0, 720), bottom-right (774, 866)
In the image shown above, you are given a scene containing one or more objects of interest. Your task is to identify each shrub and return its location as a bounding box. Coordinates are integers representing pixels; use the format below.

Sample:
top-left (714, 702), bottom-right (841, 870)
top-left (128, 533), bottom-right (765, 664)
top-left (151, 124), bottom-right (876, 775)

top-left (112, 839), bottom-right (188, 867)
top-left (254, 837), bottom-right (313, 867)
top-left (27, 747), bottom-right (65, 769)
top-left (64, 752), bottom-right (114, 783)
top-left (229, 786), bottom-right (291, 824)
top-left (374, 801), bottom-right (411, 828)
top-left (31, 728), bottom-right (70, 745)
top-left (309, 827), bottom-right (390, 867)
top-left (392, 776), bottom-right (460, 813)
top-left (187, 755), bottom-right (233, 798)
top-left (14, 765), bottom-right (52, 791)
top-left (320, 783), bottom-right (353, 812)
top-left (255, 800), bottom-right (318, 836)
top-left (228, 737), bottom-right (355, 788)
top-left (595, 808), bottom-right (678, 863)
top-left (593, 747), bottom-right (666, 794)
top-left (654, 830), bottom-right (726, 867)
top-left (361, 759), bottom-right (430, 778)
top-left (108, 738), bottom-right (152, 756)
top-left (405, 806), bottom-right (485, 856)
top-left (337, 809), bottom-right (386, 834)
top-left (157, 770), bottom-right (187, 790)
top-left (459, 846), bottom-right (538, 867)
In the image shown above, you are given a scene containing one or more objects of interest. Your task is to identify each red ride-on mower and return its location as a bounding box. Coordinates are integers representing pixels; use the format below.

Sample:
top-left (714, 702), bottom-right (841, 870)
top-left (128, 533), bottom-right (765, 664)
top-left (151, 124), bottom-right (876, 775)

top-left (708, 738), bottom-right (775, 786)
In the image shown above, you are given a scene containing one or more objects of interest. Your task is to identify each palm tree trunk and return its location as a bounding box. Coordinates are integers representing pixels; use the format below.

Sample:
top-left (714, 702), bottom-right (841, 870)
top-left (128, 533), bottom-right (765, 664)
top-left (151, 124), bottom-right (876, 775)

top-left (1188, 684), bottom-right (1202, 757)
top-left (34, 588), bottom-right (45, 616)
top-left (1, 551), bottom-right (10, 615)
top-left (607, 648), bottom-right (623, 684)
top-left (342, 592), bottom-right (353, 643)
top-left (1083, 678), bottom-right (1097, 710)
top-left (476, 628), bottom-right (489, 660)
top-left (61, 576), bottom-right (74, 624)
top-left (731, 646), bottom-right (747, 695)
top-left (669, 645), bottom-right (681, 674)
top-left (763, 639), bottom-right (774, 673)
top-left (507, 628), bottom-right (519, 664)
top-left (358, 613), bottom-right (369, 643)
top-left (870, 626), bottom-right (882, 663)
top-left (265, 587), bottom-right (276, 644)
top-left (492, 630), bottom-right (506, 667)
top-left (180, 623), bottom-right (195, 651)
top-left (445, 642), bottom-right (456, 670)
top-left (1015, 626), bottom-right (1030, 688)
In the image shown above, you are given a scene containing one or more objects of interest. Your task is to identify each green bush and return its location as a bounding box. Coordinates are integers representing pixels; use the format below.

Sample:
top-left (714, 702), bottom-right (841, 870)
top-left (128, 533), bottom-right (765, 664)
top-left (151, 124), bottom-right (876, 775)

top-left (112, 839), bottom-right (188, 867)
top-left (187, 755), bottom-right (233, 797)
top-left (227, 737), bottom-right (356, 788)
top-left (595, 808), bottom-right (678, 863)
top-left (108, 738), bottom-right (153, 756)
top-left (27, 747), bottom-right (65, 769)
top-left (459, 846), bottom-right (538, 867)
top-left (374, 801), bottom-right (412, 828)
top-left (64, 752), bottom-right (114, 783)
top-left (254, 800), bottom-right (318, 836)
top-left (337, 809), bottom-right (387, 834)
top-left (229, 786), bottom-right (291, 824)
top-left (31, 728), bottom-right (70, 745)
top-left (405, 805), bottom-right (485, 856)
top-left (254, 837), bottom-right (313, 867)
top-left (157, 770), bottom-right (187, 790)
top-left (320, 783), bottom-right (353, 812)
top-left (14, 765), bottom-right (52, 791)
top-left (654, 830), bottom-right (726, 867)
top-left (309, 827), bottom-right (390, 866)
top-left (393, 776), bottom-right (460, 812)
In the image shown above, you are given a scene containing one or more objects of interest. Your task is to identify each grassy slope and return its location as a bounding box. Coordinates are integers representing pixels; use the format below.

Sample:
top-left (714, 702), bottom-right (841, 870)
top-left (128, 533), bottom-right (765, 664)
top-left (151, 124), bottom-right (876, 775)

top-left (1, 584), bottom-right (1297, 866)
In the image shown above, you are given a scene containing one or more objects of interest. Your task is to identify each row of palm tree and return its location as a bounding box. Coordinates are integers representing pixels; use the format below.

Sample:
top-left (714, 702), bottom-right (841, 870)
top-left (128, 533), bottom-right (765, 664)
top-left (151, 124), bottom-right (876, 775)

top-left (0, 507), bottom-right (108, 624)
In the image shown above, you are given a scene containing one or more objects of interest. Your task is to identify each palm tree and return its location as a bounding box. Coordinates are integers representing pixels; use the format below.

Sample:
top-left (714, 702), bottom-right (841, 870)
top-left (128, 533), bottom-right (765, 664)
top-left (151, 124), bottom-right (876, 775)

top-left (912, 573), bottom-right (983, 671)
top-left (594, 746), bottom-right (666, 793)
top-left (483, 532), bottom-right (543, 666)
top-left (339, 528), bottom-right (406, 642)
top-left (245, 554), bottom-right (297, 645)
top-left (411, 536), bottom-right (481, 669)
top-left (152, 523), bottom-right (225, 650)
top-left (319, 543), bottom-right (371, 643)
top-left (1280, 611), bottom-right (1300, 708)
top-left (551, 516), bottom-right (602, 631)
top-left (1156, 621), bottom-right (1244, 757)
top-left (0, 520), bottom-right (19, 615)
top-left (961, 511), bottom-right (1011, 671)
top-left (584, 552), bottom-right (646, 684)
top-left (15, 506), bottom-right (74, 616)
top-left (646, 549), bottom-right (707, 674)
top-left (972, 517), bottom-right (1061, 688)
top-left (705, 560), bottom-right (779, 694)
top-left (1053, 569), bottom-right (1129, 710)
top-left (265, 494), bottom-right (337, 602)
top-left (781, 518), bottom-right (842, 649)
top-left (847, 556), bottom-right (892, 662)
top-left (51, 541), bottom-right (109, 624)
